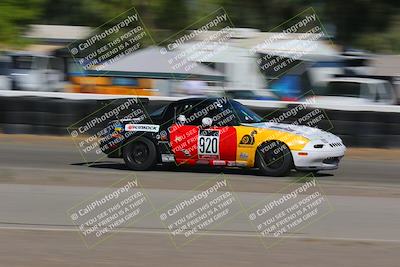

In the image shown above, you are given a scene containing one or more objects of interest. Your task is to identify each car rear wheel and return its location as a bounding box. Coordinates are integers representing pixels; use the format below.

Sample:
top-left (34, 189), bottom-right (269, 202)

top-left (123, 137), bottom-right (157, 171)
top-left (256, 141), bottom-right (293, 177)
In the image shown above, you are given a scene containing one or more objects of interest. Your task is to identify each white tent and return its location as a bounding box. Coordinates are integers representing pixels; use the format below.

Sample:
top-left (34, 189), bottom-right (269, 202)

top-left (87, 46), bottom-right (225, 82)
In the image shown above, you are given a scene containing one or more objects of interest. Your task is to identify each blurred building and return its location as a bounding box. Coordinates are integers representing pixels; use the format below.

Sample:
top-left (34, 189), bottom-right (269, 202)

top-left (176, 28), bottom-right (342, 100)
top-left (23, 24), bottom-right (92, 53)
top-left (81, 46), bottom-right (224, 96)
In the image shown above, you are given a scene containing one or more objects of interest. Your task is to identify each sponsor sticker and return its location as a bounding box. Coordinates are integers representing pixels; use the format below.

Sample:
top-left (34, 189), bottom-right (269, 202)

top-left (124, 124), bottom-right (160, 132)
top-left (239, 130), bottom-right (257, 146)
top-left (161, 154), bottom-right (175, 162)
top-left (239, 152), bottom-right (249, 160)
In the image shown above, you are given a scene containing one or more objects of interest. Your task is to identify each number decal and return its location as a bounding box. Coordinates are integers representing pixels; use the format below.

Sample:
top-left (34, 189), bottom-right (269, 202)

top-left (198, 130), bottom-right (219, 159)
top-left (199, 136), bottom-right (218, 154)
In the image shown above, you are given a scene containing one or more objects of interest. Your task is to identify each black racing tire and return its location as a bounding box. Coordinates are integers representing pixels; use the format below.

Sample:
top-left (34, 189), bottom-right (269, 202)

top-left (123, 137), bottom-right (157, 171)
top-left (256, 141), bottom-right (293, 177)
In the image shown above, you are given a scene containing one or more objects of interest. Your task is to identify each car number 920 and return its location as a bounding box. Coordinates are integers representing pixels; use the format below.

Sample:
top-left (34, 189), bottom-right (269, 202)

top-left (198, 130), bottom-right (219, 158)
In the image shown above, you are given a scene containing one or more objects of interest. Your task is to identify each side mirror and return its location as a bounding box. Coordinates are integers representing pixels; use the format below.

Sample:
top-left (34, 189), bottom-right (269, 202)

top-left (177, 114), bottom-right (187, 124)
top-left (202, 117), bottom-right (213, 127)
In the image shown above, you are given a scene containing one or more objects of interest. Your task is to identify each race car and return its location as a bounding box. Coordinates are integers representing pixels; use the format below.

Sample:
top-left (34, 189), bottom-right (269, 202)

top-left (100, 97), bottom-right (346, 176)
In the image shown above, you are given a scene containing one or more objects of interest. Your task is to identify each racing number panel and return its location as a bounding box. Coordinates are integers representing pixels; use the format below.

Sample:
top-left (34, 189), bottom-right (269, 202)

top-left (169, 124), bottom-right (237, 165)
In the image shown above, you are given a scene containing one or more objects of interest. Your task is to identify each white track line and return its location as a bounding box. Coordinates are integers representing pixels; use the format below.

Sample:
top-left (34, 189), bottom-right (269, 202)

top-left (0, 225), bottom-right (399, 244)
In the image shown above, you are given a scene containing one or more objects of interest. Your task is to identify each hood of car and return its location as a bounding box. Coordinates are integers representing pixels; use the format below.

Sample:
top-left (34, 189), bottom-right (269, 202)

top-left (242, 122), bottom-right (340, 143)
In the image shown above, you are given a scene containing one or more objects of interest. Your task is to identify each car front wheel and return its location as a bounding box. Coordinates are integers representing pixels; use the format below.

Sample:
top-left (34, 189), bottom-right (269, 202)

top-left (256, 141), bottom-right (293, 177)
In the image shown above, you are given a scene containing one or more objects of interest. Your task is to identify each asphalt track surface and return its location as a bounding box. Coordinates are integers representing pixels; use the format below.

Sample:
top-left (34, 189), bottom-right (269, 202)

top-left (0, 135), bottom-right (400, 266)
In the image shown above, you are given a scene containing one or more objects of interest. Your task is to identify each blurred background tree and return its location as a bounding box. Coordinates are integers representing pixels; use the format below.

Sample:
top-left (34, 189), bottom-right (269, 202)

top-left (324, 0), bottom-right (400, 51)
top-left (0, 0), bottom-right (43, 48)
top-left (1, 0), bottom-right (400, 52)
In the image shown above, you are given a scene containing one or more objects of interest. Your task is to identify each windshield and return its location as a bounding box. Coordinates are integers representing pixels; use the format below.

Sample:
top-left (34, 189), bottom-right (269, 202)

top-left (0, 60), bottom-right (10, 75)
top-left (378, 82), bottom-right (393, 101)
top-left (323, 82), bottom-right (361, 97)
top-left (226, 90), bottom-right (256, 99)
top-left (229, 100), bottom-right (263, 123)
top-left (150, 105), bottom-right (166, 118)
top-left (12, 56), bottom-right (33, 70)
